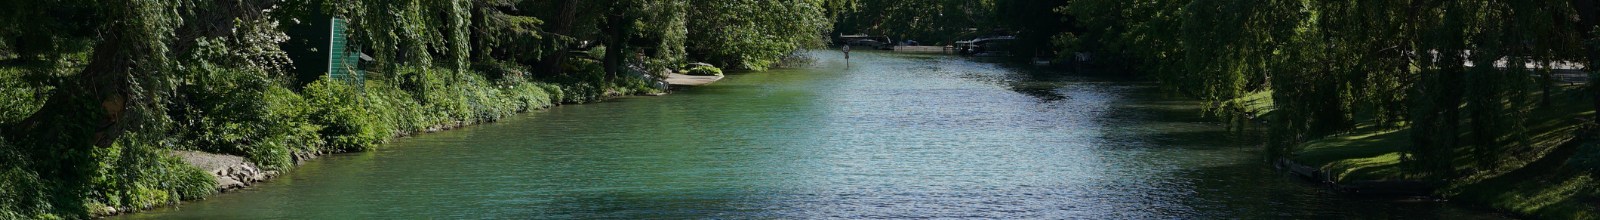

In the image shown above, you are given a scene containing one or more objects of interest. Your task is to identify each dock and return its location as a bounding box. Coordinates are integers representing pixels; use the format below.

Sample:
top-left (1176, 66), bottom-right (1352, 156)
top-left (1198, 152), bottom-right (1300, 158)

top-left (665, 73), bottom-right (724, 87)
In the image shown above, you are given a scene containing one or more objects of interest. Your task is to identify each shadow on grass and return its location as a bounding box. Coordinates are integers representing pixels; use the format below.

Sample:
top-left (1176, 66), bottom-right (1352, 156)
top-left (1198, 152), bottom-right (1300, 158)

top-left (1451, 137), bottom-right (1599, 219)
top-left (1283, 86), bottom-right (1599, 218)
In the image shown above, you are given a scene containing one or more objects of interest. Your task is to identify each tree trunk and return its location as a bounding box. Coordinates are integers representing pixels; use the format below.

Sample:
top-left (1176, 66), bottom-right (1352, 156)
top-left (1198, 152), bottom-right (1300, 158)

top-left (1575, 0), bottom-right (1600, 122)
top-left (602, 9), bottom-right (631, 83)
top-left (534, 0), bottom-right (578, 76)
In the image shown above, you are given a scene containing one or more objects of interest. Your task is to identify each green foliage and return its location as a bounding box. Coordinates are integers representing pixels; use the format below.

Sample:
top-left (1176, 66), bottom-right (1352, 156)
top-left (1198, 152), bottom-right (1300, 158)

top-left (833, 0), bottom-right (996, 45)
top-left (472, 8), bottom-right (548, 65)
top-left (363, 80), bottom-right (425, 135)
top-left (326, 0), bottom-right (474, 71)
top-left (685, 65), bottom-right (723, 76)
top-left (535, 83), bottom-right (566, 105)
top-left (1064, 0), bottom-right (1600, 216)
top-left (0, 67), bottom-right (49, 125)
top-left (1061, 0), bottom-right (1591, 176)
top-left (688, 0), bottom-right (831, 71)
top-left (305, 77), bottom-right (390, 152)
top-left (82, 135), bottom-right (215, 216)
top-left (499, 81), bottom-right (556, 113)
top-left (553, 58), bottom-right (608, 103)
top-left (304, 68), bottom-right (562, 152)
top-left (264, 86), bottom-right (324, 161)
top-left (0, 0), bottom-right (828, 217)
top-left (171, 61), bottom-right (323, 170)
top-left (0, 137), bottom-right (57, 219)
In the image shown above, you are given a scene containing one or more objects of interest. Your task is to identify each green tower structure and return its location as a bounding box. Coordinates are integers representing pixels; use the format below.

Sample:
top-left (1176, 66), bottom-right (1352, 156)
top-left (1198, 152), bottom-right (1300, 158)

top-left (327, 18), bottom-right (363, 83)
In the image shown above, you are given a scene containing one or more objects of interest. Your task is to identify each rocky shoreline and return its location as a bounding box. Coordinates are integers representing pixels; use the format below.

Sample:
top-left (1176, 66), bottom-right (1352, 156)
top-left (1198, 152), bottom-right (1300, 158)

top-left (171, 151), bottom-right (278, 192)
top-left (118, 90), bottom-right (648, 217)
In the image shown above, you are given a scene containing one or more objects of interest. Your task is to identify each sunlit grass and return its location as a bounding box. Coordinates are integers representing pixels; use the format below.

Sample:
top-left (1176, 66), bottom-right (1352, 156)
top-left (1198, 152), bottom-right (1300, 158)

top-left (1295, 129), bottom-right (1408, 170)
top-left (1278, 85), bottom-right (1598, 217)
top-left (1233, 90), bottom-right (1275, 117)
top-left (1324, 152), bottom-right (1404, 182)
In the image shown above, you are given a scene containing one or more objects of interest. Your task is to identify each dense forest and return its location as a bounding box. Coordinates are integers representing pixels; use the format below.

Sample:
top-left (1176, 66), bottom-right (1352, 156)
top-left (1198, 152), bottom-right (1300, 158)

top-left (5, 0), bottom-right (1600, 218)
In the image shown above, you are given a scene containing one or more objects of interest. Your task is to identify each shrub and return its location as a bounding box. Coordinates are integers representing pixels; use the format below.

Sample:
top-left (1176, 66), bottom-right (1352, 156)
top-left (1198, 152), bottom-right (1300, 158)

top-left (461, 73), bottom-right (512, 122)
top-left (364, 80), bottom-right (428, 135)
top-left (305, 77), bottom-right (389, 152)
top-left (0, 137), bottom-right (55, 219)
top-left (0, 67), bottom-right (48, 124)
top-left (501, 81), bottom-right (554, 111)
top-left (533, 83), bottom-right (564, 104)
top-left (171, 65), bottom-right (324, 170)
top-left (393, 67), bottom-right (470, 127)
top-left (686, 65), bottom-right (723, 76)
top-left (85, 135), bottom-right (215, 215)
top-left (255, 87), bottom-right (323, 168)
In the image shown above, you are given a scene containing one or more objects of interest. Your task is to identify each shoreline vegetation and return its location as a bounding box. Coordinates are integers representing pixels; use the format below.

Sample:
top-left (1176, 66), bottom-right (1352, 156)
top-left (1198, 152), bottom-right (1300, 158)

top-left (1224, 87), bottom-right (1598, 219)
top-left (1056, 1), bottom-right (1600, 219)
top-left (0, 0), bottom-right (833, 218)
top-left (150, 74), bottom-right (660, 216)
top-left (7, 0), bottom-right (1600, 218)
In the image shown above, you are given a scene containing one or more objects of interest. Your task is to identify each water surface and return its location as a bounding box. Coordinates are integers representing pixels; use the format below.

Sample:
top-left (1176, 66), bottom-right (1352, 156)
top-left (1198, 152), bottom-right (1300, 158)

top-left (123, 51), bottom-right (1498, 219)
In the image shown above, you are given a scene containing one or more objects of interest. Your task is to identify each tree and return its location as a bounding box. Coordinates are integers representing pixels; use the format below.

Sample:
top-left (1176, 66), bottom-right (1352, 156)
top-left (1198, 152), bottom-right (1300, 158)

top-left (688, 0), bottom-right (831, 71)
top-left (995, 0), bottom-right (1073, 59)
top-left (1058, 0), bottom-right (1590, 179)
top-left (1, 0), bottom-right (288, 217)
top-left (834, 0), bottom-right (995, 45)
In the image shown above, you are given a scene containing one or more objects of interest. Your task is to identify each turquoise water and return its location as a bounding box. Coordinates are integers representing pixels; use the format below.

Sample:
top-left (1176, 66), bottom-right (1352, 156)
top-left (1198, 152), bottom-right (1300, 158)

top-left (122, 51), bottom-right (1497, 219)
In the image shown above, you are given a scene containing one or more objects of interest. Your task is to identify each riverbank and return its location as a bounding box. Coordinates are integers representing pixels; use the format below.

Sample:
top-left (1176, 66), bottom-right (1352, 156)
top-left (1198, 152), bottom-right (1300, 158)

top-left (0, 63), bottom-right (669, 218)
top-left (111, 51), bottom-right (1499, 219)
top-left (1232, 87), bottom-right (1600, 218)
top-left (140, 76), bottom-right (667, 217)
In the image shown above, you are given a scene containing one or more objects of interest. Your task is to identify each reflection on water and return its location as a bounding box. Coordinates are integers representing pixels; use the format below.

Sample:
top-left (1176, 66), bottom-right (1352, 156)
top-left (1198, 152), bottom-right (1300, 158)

top-left (121, 51), bottom-right (1499, 219)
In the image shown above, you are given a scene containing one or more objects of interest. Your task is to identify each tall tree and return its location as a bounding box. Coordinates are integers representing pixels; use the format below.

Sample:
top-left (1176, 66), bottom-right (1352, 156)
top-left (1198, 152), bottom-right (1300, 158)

top-left (688, 0), bottom-right (831, 71)
top-left (1, 0), bottom-right (287, 217)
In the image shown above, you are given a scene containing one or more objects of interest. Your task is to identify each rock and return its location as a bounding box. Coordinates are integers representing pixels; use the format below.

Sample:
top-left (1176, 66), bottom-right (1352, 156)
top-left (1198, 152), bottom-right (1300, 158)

top-left (170, 150), bottom-right (275, 192)
top-left (95, 206), bottom-right (118, 216)
top-left (217, 178), bottom-right (246, 190)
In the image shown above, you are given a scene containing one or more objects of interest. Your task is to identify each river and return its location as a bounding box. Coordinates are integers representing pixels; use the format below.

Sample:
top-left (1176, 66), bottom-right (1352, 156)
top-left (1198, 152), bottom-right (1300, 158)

top-left (121, 51), bottom-right (1498, 219)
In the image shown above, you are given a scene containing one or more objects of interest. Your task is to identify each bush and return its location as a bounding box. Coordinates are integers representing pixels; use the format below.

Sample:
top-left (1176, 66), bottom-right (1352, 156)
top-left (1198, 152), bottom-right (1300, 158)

top-left (82, 135), bottom-right (215, 216)
top-left (686, 65), bottom-right (723, 76)
top-left (0, 67), bottom-right (48, 124)
top-left (392, 67), bottom-right (470, 127)
top-left (171, 65), bottom-right (324, 170)
top-left (0, 137), bottom-right (55, 219)
top-left (305, 78), bottom-right (390, 152)
top-left (536, 83), bottom-right (565, 104)
top-left (462, 73), bottom-right (512, 122)
top-left (255, 87), bottom-right (323, 168)
top-left (501, 81), bottom-right (554, 112)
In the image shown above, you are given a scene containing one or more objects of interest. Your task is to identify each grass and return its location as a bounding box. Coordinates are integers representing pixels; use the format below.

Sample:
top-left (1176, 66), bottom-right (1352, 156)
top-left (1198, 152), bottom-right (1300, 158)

top-left (1453, 140), bottom-right (1598, 219)
top-left (1231, 90), bottom-right (1275, 118)
top-left (1275, 85), bottom-right (1600, 218)
top-left (1294, 127), bottom-right (1410, 182)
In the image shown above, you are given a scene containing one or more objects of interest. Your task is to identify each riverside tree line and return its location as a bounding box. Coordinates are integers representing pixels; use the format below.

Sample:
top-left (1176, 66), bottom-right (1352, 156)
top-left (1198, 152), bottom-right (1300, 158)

top-left (6, 0), bottom-right (1600, 218)
top-left (835, 0), bottom-right (1600, 216)
top-left (1055, 0), bottom-right (1600, 216)
top-left (1060, 0), bottom-right (1599, 177)
top-left (0, 0), bottom-right (840, 218)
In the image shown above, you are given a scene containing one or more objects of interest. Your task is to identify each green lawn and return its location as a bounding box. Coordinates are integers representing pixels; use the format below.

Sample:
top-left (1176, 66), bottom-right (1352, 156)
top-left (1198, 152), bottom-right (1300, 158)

top-left (1274, 86), bottom-right (1599, 218)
